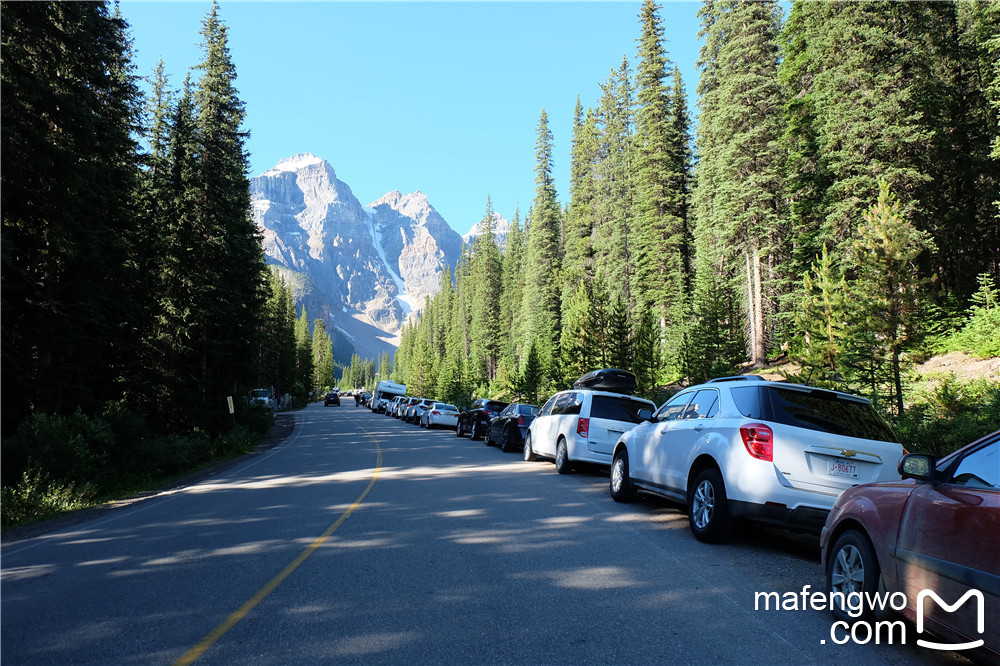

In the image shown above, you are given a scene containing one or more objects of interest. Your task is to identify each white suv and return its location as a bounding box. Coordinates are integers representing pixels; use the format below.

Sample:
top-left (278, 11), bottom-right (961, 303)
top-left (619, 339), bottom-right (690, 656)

top-left (609, 377), bottom-right (903, 542)
top-left (524, 389), bottom-right (656, 473)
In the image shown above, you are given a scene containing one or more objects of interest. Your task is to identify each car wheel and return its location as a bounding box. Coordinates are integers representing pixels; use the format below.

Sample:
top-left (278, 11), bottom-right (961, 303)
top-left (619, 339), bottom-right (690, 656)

top-left (610, 449), bottom-right (635, 502)
top-left (688, 468), bottom-right (733, 543)
top-left (470, 421), bottom-right (481, 441)
top-left (523, 433), bottom-right (536, 462)
top-left (499, 425), bottom-right (512, 453)
top-left (554, 438), bottom-right (572, 474)
top-left (456, 420), bottom-right (464, 437)
top-left (828, 530), bottom-right (881, 622)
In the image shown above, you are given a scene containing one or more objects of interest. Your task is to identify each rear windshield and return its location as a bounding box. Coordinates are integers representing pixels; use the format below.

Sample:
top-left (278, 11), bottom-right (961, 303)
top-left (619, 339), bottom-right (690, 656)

top-left (764, 387), bottom-right (897, 443)
top-left (590, 396), bottom-right (652, 425)
top-left (517, 404), bottom-right (539, 416)
top-left (485, 401), bottom-right (507, 411)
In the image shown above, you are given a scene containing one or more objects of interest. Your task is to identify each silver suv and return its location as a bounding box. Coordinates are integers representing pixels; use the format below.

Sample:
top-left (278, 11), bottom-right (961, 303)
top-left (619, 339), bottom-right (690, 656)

top-left (525, 389), bottom-right (656, 473)
top-left (610, 377), bottom-right (903, 542)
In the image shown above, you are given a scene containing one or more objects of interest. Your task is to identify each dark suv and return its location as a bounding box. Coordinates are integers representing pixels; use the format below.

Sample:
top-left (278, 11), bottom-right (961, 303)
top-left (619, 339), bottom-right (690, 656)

top-left (457, 399), bottom-right (509, 441)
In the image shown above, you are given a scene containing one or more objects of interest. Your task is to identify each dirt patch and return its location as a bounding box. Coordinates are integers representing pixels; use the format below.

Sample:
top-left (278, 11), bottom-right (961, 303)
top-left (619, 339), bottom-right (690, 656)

top-left (912, 351), bottom-right (1000, 383)
top-left (1, 412), bottom-right (296, 546)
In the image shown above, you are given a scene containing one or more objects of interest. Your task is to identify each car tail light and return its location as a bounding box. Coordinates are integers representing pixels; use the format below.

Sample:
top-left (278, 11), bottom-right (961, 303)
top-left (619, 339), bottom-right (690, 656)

top-left (431, 410), bottom-right (441, 415)
top-left (517, 415), bottom-right (525, 426)
top-left (740, 423), bottom-right (773, 462)
top-left (577, 417), bottom-right (590, 439)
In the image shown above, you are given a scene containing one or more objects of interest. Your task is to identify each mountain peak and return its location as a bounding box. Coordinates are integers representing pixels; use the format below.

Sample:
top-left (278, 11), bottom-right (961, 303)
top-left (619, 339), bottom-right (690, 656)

top-left (262, 153), bottom-right (329, 177)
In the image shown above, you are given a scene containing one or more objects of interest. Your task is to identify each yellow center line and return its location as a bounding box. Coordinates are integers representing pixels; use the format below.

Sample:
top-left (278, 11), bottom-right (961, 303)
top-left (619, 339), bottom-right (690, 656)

top-left (174, 414), bottom-right (383, 665)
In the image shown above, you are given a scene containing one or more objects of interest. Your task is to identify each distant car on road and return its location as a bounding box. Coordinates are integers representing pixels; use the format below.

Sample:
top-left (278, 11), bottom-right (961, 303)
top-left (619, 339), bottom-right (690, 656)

top-left (485, 403), bottom-right (539, 452)
top-left (820, 430), bottom-right (999, 660)
top-left (324, 392), bottom-right (340, 406)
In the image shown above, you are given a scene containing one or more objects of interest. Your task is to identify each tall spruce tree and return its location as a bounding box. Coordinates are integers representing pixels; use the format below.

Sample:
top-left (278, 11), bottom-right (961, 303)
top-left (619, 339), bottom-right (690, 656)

top-left (592, 60), bottom-right (635, 308)
top-left (519, 109), bottom-right (562, 389)
top-left (192, 1), bottom-right (267, 426)
top-left (1, 1), bottom-right (145, 428)
top-left (692, 0), bottom-right (786, 368)
top-left (632, 0), bottom-right (690, 350)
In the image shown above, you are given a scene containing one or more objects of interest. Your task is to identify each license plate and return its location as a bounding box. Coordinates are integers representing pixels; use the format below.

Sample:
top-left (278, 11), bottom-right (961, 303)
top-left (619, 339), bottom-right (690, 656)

top-left (829, 458), bottom-right (859, 479)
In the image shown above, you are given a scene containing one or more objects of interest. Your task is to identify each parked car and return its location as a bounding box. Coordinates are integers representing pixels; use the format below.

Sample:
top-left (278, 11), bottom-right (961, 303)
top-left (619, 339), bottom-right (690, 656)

top-left (609, 376), bottom-right (904, 542)
top-left (525, 389), bottom-right (655, 473)
top-left (395, 397), bottom-right (418, 418)
top-left (406, 398), bottom-right (435, 424)
top-left (485, 403), bottom-right (539, 452)
top-left (820, 430), bottom-right (998, 659)
top-left (324, 391), bottom-right (340, 406)
top-left (457, 399), bottom-right (510, 440)
top-left (420, 402), bottom-right (460, 429)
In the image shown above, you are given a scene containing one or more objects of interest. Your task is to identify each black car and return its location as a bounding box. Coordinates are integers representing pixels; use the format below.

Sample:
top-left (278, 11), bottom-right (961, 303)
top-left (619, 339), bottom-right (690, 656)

top-left (324, 392), bottom-right (340, 406)
top-left (456, 399), bottom-right (509, 440)
top-left (485, 403), bottom-right (539, 452)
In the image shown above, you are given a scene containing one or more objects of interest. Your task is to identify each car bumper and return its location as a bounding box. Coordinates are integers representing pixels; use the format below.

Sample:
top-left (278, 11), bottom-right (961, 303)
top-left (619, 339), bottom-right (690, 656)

top-left (729, 499), bottom-right (830, 534)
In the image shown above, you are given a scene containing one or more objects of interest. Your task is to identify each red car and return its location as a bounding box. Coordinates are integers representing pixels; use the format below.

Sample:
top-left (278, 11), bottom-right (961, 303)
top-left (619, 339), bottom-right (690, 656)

top-left (821, 430), bottom-right (999, 661)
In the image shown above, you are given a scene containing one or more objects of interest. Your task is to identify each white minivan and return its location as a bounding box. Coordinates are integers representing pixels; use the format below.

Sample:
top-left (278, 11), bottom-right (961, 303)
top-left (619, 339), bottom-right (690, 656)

top-left (524, 389), bottom-right (656, 473)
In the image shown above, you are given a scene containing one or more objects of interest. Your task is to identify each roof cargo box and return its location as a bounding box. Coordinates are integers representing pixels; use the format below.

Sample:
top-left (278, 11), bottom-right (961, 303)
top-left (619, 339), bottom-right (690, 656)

top-left (573, 368), bottom-right (637, 394)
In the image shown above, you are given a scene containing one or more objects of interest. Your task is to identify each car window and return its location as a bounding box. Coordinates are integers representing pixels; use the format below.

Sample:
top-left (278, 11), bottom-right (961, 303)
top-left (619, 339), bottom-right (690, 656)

top-left (947, 440), bottom-right (1000, 490)
top-left (764, 387), bottom-right (897, 442)
top-left (680, 389), bottom-right (719, 419)
top-left (551, 392), bottom-right (576, 416)
top-left (539, 395), bottom-right (558, 417)
top-left (486, 401), bottom-right (507, 412)
top-left (655, 392), bottom-right (693, 421)
top-left (519, 404), bottom-right (539, 416)
top-left (565, 393), bottom-right (583, 416)
top-left (730, 386), bottom-right (764, 419)
top-left (499, 405), bottom-right (514, 417)
top-left (591, 395), bottom-right (655, 424)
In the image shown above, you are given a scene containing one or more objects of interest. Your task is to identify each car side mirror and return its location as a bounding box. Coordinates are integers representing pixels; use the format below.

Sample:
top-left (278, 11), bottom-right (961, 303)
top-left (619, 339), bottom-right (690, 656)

top-left (898, 453), bottom-right (937, 482)
top-left (638, 408), bottom-right (654, 422)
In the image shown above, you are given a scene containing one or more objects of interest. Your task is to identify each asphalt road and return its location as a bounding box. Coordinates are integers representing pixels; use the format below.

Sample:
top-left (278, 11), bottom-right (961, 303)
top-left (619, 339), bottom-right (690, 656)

top-left (1, 404), bottom-right (973, 665)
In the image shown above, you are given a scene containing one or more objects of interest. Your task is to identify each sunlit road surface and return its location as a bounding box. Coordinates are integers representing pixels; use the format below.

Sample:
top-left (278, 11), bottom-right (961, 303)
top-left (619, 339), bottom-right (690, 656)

top-left (1, 404), bottom-right (972, 665)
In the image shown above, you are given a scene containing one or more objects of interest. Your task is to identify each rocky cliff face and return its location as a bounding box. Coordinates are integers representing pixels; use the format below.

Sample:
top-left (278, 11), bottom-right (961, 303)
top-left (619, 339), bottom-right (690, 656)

top-left (251, 154), bottom-right (463, 361)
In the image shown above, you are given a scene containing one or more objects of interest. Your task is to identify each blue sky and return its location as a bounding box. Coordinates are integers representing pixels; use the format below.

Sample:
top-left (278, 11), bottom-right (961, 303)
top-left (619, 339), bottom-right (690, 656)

top-left (119, 1), bottom-right (704, 236)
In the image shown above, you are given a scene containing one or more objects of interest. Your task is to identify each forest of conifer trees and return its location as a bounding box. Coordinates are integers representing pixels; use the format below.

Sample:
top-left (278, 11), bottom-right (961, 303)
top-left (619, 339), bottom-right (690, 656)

top-left (1, 1), bottom-right (998, 524)
top-left (392, 0), bottom-right (1000, 447)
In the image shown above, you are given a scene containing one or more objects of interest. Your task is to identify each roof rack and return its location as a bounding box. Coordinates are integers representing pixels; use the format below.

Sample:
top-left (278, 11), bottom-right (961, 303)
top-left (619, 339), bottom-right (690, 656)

top-left (706, 375), bottom-right (768, 384)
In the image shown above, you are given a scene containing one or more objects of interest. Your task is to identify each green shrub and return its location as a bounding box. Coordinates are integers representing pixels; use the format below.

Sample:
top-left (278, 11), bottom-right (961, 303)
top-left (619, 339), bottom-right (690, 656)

top-left (893, 377), bottom-right (1000, 456)
top-left (213, 425), bottom-right (257, 457)
top-left (945, 273), bottom-right (1000, 359)
top-left (1, 410), bottom-right (112, 487)
top-left (0, 470), bottom-right (97, 526)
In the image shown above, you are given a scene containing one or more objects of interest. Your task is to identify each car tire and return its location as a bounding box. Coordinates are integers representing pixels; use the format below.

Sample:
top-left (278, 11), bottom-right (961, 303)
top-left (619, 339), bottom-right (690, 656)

top-left (610, 449), bottom-right (636, 502)
top-left (688, 468), bottom-right (733, 543)
top-left (470, 421), bottom-right (481, 441)
top-left (523, 433), bottom-right (536, 462)
top-left (456, 419), bottom-right (465, 437)
top-left (827, 530), bottom-right (881, 622)
top-left (554, 437), bottom-right (572, 474)
top-left (499, 425), bottom-right (512, 453)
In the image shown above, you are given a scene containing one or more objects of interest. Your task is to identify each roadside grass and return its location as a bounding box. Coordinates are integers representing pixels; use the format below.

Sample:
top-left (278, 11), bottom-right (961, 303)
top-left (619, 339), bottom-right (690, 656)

top-left (1, 409), bottom-right (277, 528)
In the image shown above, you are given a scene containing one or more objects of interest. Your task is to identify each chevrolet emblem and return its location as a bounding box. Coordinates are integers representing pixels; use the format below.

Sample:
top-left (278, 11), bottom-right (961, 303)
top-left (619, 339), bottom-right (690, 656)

top-left (840, 449), bottom-right (858, 458)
